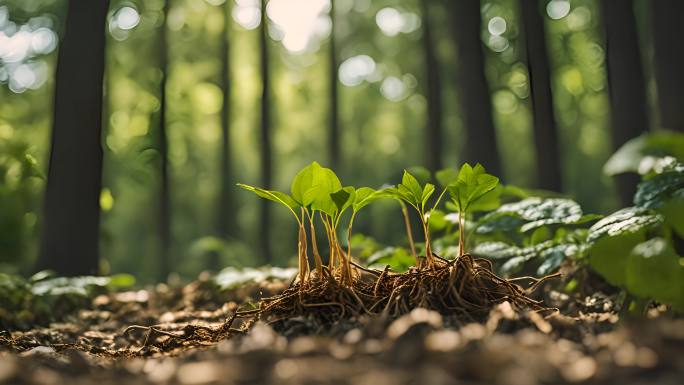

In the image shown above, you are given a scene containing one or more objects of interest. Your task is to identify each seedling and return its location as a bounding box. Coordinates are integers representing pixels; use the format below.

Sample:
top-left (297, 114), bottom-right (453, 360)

top-left (238, 162), bottom-right (380, 287)
top-left (380, 170), bottom-right (439, 267)
top-left (443, 163), bottom-right (499, 256)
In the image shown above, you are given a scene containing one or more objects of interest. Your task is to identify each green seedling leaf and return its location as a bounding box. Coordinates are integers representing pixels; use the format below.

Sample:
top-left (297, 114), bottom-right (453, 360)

top-left (421, 183), bottom-right (435, 210)
top-left (291, 161), bottom-right (342, 209)
top-left (352, 187), bottom-right (381, 212)
top-left (587, 207), bottom-right (663, 244)
top-left (237, 184), bottom-right (298, 211)
top-left (401, 170), bottom-right (424, 206)
top-left (330, 186), bottom-right (355, 217)
top-left (447, 163), bottom-right (499, 213)
top-left (625, 238), bottom-right (684, 311)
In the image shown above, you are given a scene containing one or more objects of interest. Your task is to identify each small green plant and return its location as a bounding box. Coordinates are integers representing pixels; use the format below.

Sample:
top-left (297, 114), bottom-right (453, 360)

top-left (238, 162), bottom-right (379, 287)
top-left (380, 170), bottom-right (438, 266)
top-left (443, 163), bottom-right (500, 256)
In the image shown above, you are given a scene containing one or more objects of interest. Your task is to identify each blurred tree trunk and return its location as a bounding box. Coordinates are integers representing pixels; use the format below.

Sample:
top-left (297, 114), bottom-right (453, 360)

top-left (37, 0), bottom-right (110, 276)
top-left (651, 0), bottom-right (684, 132)
top-left (158, 0), bottom-right (172, 281)
top-left (259, 0), bottom-right (273, 262)
top-left (447, 0), bottom-right (501, 176)
top-left (328, 1), bottom-right (340, 170)
top-left (421, 0), bottom-right (443, 172)
top-left (602, 0), bottom-right (649, 205)
top-left (520, 0), bottom-right (562, 191)
top-left (217, 1), bottom-right (236, 244)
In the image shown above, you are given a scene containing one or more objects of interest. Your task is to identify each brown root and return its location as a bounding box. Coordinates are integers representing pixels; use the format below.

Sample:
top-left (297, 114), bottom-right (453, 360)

top-left (257, 254), bottom-right (556, 324)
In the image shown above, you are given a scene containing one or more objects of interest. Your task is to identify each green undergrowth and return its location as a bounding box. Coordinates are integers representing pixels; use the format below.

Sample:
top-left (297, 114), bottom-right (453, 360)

top-left (0, 271), bottom-right (135, 330)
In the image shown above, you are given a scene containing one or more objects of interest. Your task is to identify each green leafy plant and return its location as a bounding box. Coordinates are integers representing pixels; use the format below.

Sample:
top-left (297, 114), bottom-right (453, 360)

top-left (238, 162), bottom-right (380, 286)
top-left (444, 163), bottom-right (500, 256)
top-left (587, 157), bottom-right (684, 311)
top-left (379, 170), bottom-right (439, 266)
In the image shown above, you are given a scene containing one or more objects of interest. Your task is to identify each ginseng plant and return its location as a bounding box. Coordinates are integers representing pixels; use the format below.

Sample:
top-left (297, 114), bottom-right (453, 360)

top-left (380, 170), bottom-right (441, 268)
top-left (441, 163), bottom-right (499, 257)
top-left (238, 162), bottom-right (379, 287)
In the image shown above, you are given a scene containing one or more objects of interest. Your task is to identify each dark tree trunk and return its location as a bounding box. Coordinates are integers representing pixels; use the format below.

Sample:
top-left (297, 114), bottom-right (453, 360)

top-left (421, 0), bottom-right (443, 172)
top-left (217, 0), bottom-right (236, 243)
top-left (158, 0), bottom-right (172, 281)
top-left (602, 0), bottom-right (649, 205)
top-left (259, 0), bottom-right (273, 262)
top-left (447, 0), bottom-right (501, 176)
top-left (651, 0), bottom-right (684, 132)
top-left (37, 0), bottom-right (110, 276)
top-left (328, 1), bottom-right (340, 170)
top-left (520, 0), bottom-right (563, 191)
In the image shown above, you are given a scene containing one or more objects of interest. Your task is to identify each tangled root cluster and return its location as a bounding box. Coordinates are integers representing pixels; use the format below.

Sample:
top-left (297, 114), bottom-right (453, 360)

top-left (257, 255), bottom-right (556, 324)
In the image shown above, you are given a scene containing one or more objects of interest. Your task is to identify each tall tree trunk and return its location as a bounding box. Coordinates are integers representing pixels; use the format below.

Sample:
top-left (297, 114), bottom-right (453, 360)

top-left (421, 0), bottom-right (443, 172)
top-left (37, 0), bottom-right (110, 276)
top-left (328, 1), bottom-right (340, 170)
top-left (447, 0), bottom-right (501, 176)
top-left (259, 0), bottom-right (273, 262)
top-left (602, 0), bottom-right (649, 205)
top-left (520, 0), bottom-right (563, 191)
top-left (158, 0), bottom-right (172, 281)
top-left (650, 0), bottom-right (684, 132)
top-left (217, 0), bottom-right (236, 245)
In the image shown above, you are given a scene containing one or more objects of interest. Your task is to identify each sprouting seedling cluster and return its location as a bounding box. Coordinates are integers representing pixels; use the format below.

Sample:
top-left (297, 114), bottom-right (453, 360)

top-left (237, 161), bottom-right (498, 287)
top-left (238, 162), bottom-right (382, 287)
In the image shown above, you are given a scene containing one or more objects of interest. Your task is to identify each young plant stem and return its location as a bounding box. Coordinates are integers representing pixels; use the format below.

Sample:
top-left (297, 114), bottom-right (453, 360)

top-left (400, 202), bottom-right (418, 260)
top-left (321, 213), bottom-right (336, 271)
top-left (422, 219), bottom-right (434, 267)
top-left (458, 212), bottom-right (466, 257)
top-left (297, 222), bottom-right (309, 286)
top-left (305, 209), bottom-right (324, 278)
top-left (346, 214), bottom-right (355, 272)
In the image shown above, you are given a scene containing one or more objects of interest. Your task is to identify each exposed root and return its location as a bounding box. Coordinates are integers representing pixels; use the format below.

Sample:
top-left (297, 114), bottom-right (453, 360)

top-left (258, 254), bottom-right (557, 324)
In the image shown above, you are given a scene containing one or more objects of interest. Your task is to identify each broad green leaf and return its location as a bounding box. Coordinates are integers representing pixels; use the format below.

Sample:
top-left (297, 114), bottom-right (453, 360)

top-left (421, 183), bottom-right (435, 210)
top-left (625, 238), bottom-right (684, 311)
top-left (476, 214), bottom-right (526, 235)
top-left (472, 241), bottom-right (578, 275)
top-left (291, 162), bottom-right (318, 206)
top-left (237, 184), bottom-right (299, 211)
top-left (428, 209), bottom-right (447, 231)
top-left (633, 166), bottom-right (684, 209)
top-left (353, 187), bottom-right (381, 212)
top-left (476, 197), bottom-right (595, 234)
top-left (589, 231), bottom-right (645, 286)
top-left (290, 162), bottom-right (342, 208)
top-left (604, 131), bottom-right (684, 176)
top-left (587, 207), bottom-right (663, 244)
top-left (662, 194), bottom-right (684, 238)
top-left (467, 184), bottom-right (502, 212)
top-left (447, 163), bottom-right (499, 213)
top-left (401, 170), bottom-right (424, 204)
top-left (330, 187), bottom-right (355, 216)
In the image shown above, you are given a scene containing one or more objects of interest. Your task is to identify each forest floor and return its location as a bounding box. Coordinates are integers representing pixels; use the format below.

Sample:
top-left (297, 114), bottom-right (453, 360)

top-left (1, 272), bottom-right (683, 385)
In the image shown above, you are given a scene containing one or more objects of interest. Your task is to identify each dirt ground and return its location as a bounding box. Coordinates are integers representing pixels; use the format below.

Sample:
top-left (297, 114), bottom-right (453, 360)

top-left (1, 277), bottom-right (683, 385)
